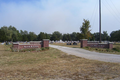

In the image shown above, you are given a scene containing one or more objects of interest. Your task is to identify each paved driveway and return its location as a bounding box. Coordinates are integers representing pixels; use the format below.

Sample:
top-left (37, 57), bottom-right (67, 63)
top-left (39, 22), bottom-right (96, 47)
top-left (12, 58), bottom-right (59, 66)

top-left (50, 44), bottom-right (120, 63)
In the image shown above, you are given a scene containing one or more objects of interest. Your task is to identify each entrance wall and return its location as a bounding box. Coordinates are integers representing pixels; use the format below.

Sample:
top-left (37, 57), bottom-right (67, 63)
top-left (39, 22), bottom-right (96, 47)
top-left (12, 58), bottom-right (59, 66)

top-left (81, 39), bottom-right (113, 49)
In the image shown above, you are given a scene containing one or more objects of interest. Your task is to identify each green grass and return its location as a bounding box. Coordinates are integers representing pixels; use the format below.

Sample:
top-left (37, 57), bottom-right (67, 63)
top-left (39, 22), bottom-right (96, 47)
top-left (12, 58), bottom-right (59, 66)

top-left (0, 45), bottom-right (120, 80)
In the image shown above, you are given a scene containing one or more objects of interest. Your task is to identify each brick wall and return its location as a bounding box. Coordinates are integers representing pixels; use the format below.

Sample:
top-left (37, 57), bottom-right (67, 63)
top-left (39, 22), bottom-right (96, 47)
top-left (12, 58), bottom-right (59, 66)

top-left (42, 39), bottom-right (49, 48)
top-left (81, 39), bottom-right (113, 49)
top-left (12, 39), bottom-right (49, 52)
top-left (81, 39), bottom-right (87, 48)
top-left (87, 43), bottom-right (109, 48)
top-left (13, 44), bottom-right (41, 50)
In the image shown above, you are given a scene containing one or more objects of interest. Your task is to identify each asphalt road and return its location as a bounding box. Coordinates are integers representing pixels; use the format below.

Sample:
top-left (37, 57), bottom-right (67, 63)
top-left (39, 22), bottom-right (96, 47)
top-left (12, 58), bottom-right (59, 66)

top-left (50, 44), bottom-right (120, 63)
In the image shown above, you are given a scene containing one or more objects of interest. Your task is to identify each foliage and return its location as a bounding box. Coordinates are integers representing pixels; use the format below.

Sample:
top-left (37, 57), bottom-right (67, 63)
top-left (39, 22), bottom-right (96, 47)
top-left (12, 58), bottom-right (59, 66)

top-left (93, 31), bottom-right (109, 41)
top-left (62, 34), bottom-right (71, 41)
top-left (45, 47), bottom-right (49, 50)
top-left (50, 31), bottom-right (62, 41)
top-left (11, 47), bottom-right (49, 52)
top-left (37, 32), bottom-right (50, 41)
top-left (1, 26), bottom-right (19, 41)
top-left (41, 47), bottom-right (45, 51)
top-left (113, 46), bottom-right (120, 52)
top-left (70, 32), bottom-right (77, 41)
top-left (62, 32), bottom-right (83, 41)
top-left (28, 32), bottom-right (37, 41)
top-left (80, 19), bottom-right (91, 39)
top-left (110, 30), bottom-right (120, 41)
top-left (0, 29), bottom-right (7, 41)
top-left (84, 47), bottom-right (120, 54)
top-left (76, 32), bottom-right (83, 41)
top-left (1, 25), bottom-right (120, 42)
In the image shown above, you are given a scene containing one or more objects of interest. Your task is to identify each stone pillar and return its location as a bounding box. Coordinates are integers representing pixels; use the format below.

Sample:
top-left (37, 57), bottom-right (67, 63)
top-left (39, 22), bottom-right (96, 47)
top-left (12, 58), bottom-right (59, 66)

top-left (108, 42), bottom-right (113, 49)
top-left (81, 39), bottom-right (87, 48)
top-left (42, 39), bottom-right (49, 48)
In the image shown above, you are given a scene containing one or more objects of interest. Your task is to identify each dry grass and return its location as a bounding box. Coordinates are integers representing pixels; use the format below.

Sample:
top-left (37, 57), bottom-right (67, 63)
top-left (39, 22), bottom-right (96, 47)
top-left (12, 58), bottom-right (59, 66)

top-left (50, 43), bottom-right (81, 48)
top-left (0, 45), bottom-right (120, 80)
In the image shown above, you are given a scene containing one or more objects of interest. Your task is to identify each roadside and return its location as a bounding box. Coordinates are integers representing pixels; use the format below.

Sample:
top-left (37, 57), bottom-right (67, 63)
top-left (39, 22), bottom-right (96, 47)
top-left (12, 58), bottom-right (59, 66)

top-left (50, 44), bottom-right (120, 63)
top-left (50, 43), bottom-right (120, 55)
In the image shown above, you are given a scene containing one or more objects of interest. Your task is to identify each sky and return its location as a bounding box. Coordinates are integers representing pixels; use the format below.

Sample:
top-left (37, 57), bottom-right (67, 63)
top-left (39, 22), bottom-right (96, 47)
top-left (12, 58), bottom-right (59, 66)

top-left (0, 0), bottom-right (120, 35)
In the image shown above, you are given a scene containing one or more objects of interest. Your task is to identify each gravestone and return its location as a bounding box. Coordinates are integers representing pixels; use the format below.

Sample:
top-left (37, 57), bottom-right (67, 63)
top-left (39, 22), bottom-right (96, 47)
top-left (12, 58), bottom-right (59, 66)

top-left (73, 42), bottom-right (77, 45)
top-left (67, 42), bottom-right (72, 45)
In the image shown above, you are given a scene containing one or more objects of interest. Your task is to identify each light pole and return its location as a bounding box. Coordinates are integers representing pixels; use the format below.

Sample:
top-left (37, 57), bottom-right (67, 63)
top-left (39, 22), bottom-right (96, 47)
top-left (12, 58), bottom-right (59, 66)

top-left (99, 0), bottom-right (101, 43)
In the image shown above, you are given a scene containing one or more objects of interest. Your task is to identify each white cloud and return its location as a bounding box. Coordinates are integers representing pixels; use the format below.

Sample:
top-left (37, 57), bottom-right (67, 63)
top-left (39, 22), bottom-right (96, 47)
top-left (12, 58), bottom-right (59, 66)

top-left (0, 0), bottom-right (120, 35)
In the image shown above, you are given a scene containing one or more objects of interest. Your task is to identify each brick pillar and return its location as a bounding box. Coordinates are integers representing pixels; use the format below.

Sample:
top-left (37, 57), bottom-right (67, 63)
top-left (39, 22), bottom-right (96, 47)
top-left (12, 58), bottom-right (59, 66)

top-left (42, 39), bottom-right (49, 48)
top-left (12, 43), bottom-right (19, 52)
top-left (108, 42), bottom-right (113, 49)
top-left (81, 39), bottom-right (87, 48)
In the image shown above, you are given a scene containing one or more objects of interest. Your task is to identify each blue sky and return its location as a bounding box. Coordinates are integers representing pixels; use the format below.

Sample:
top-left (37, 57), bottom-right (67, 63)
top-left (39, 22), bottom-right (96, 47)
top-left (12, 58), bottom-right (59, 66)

top-left (0, 0), bottom-right (120, 35)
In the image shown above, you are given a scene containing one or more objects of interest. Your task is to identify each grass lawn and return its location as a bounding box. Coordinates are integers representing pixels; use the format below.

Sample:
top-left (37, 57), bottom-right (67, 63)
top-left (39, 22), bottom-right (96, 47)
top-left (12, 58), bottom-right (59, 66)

top-left (0, 45), bottom-right (120, 80)
top-left (51, 43), bottom-right (120, 55)
top-left (50, 43), bottom-right (81, 48)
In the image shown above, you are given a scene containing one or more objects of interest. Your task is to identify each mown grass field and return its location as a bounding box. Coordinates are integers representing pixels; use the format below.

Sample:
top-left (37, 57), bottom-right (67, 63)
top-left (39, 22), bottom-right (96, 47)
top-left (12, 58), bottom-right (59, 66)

top-left (51, 43), bottom-right (120, 55)
top-left (0, 45), bottom-right (120, 80)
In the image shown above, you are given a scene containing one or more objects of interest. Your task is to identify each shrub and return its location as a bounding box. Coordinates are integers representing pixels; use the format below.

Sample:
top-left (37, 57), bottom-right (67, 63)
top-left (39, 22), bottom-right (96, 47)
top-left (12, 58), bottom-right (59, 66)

top-left (45, 47), bottom-right (49, 50)
top-left (41, 47), bottom-right (45, 51)
top-left (19, 48), bottom-right (36, 52)
top-left (36, 48), bottom-right (41, 52)
top-left (113, 47), bottom-right (120, 52)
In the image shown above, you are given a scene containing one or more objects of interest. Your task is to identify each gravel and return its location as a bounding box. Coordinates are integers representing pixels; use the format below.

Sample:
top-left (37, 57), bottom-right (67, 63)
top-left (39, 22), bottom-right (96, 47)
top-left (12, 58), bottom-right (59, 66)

top-left (50, 44), bottom-right (120, 63)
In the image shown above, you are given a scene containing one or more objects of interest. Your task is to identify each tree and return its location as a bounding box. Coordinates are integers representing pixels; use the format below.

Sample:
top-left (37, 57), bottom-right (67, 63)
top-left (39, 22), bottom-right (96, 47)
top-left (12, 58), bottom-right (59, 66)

top-left (80, 19), bottom-right (91, 40)
top-left (62, 34), bottom-right (67, 41)
top-left (28, 32), bottom-right (37, 41)
top-left (110, 30), bottom-right (120, 41)
top-left (76, 32), bottom-right (83, 41)
top-left (93, 32), bottom-right (100, 41)
top-left (45, 33), bottom-right (50, 39)
top-left (8, 26), bottom-right (19, 41)
top-left (1, 25), bottom-right (19, 41)
top-left (0, 29), bottom-right (7, 42)
top-left (93, 31), bottom-right (109, 41)
top-left (70, 32), bottom-right (77, 41)
top-left (37, 32), bottom-right (46, 41)
top-left (62, 34), bottom-right (71, 41)
top-left (20, 30), bottom-right (29, 41)
top-left (102, 31), bottom-right (109, 41)
top-left (51, 31), bottom-right (62, 41)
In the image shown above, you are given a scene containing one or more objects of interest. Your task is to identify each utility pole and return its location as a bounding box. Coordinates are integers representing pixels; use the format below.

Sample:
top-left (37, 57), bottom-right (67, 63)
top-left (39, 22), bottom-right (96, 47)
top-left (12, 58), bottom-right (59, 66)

top-left (99, 0), bottom-right (101, 43)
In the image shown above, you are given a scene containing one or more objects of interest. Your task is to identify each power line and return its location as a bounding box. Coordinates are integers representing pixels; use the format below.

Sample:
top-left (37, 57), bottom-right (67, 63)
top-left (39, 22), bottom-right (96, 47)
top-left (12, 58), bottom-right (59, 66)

top-left (109, 0), bottom-right (120, 15)
top-left (90, 0), bottom-right (98, 29)
top-left (102, 0), bottom-right (120, 23)
top-left (105, 0), bottom-right (120, 19)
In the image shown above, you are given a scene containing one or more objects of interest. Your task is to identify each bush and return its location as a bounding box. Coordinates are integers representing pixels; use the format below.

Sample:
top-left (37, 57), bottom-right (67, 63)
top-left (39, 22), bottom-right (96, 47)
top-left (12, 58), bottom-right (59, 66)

top-left (17, 48), bottom-right (36, 52)
top-left (41, 47), bottom-right (45, 51)
top-left (36, 48), bottom-right (41, 52)
top-left (113, 47), bottom-right (120, 52)
top-left (45, 47), bottom-right (49, 50)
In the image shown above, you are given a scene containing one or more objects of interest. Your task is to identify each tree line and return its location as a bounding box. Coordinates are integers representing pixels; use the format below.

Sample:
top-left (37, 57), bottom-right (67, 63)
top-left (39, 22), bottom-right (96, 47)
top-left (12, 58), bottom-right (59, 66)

top-left (0, 20), bottom-right (120, 42)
